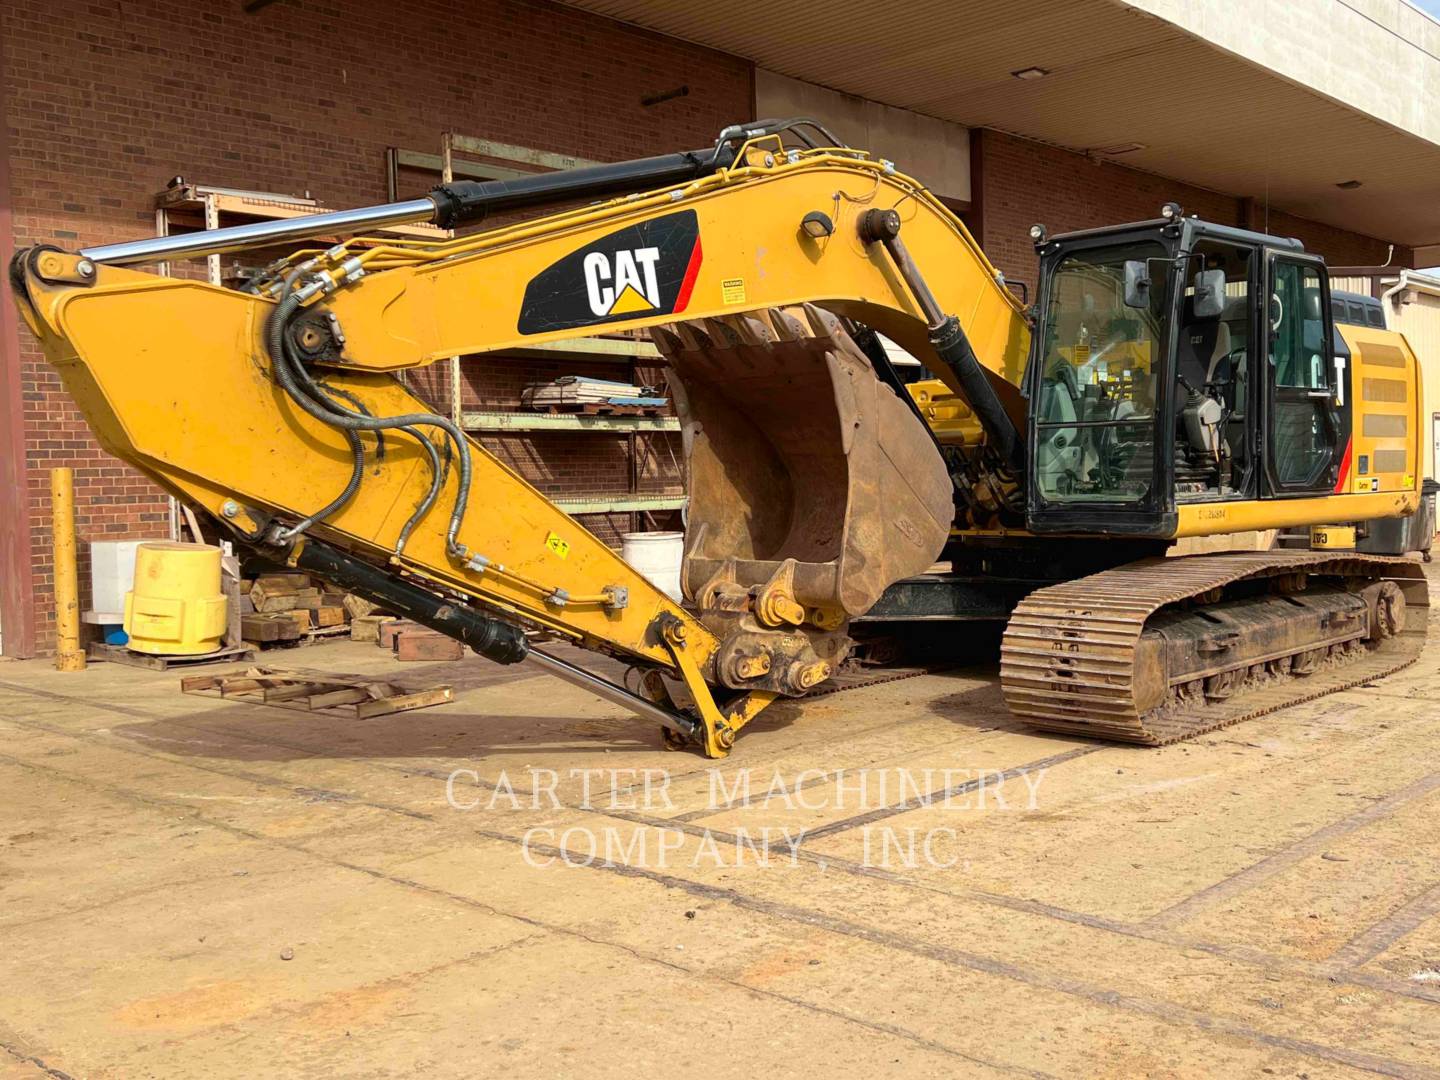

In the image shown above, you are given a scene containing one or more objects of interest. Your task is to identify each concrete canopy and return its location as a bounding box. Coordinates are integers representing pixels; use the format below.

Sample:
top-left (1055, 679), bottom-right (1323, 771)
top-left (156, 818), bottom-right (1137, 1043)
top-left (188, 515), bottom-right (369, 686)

top-left (559, 0), bottom-right (1440, 250)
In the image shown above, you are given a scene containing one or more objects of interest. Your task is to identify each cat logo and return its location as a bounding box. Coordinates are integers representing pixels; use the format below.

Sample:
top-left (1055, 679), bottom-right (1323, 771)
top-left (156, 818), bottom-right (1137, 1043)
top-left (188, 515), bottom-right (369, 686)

top-left (517, 210), bottom-right (702, 335)
top-left (584, 248), bottom-right (662, 316)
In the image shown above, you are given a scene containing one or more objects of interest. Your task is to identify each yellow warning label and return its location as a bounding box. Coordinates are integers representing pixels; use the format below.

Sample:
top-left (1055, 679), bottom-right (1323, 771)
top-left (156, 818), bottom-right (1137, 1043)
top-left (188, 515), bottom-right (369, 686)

top-left (1405, 473), bottom-right (1415, 488)
top-left (721, 278), bottom-right (747, 304)
top-left (545, 531), bottom-right (571, 559)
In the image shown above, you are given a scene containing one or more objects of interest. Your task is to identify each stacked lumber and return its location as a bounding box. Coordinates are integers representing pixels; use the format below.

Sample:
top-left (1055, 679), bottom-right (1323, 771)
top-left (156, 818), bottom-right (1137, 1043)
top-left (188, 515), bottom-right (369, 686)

top-left (366, 618), bottom-right (465, 662)
top-left (520, 375), bottom-right (667, 412)
top-left (237, 573), bottom-right (467, 661)
top-left (238, 572), bottom-right (373, 648)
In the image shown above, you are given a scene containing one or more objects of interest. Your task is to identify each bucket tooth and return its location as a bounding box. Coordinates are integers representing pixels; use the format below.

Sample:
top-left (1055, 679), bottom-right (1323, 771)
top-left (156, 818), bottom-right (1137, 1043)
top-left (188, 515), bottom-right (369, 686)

top-left (800, 302), bottom-right (843, 343)
top-left (670, 322), bottom-right (713, 353)
top-left (768, 307), bottom-right (808, 343)
top-left (649, 326), bottom-right (685, 356)
top-left (717, 313), bottom-right (774, 347)
top-left (701, 318), bottom-right (744, 349)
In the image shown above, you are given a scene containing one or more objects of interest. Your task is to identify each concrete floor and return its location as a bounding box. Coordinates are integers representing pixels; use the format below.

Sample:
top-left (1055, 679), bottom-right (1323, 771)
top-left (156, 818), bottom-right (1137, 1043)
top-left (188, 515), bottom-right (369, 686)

top-left (2, 583), bottom-right (1440, 1079)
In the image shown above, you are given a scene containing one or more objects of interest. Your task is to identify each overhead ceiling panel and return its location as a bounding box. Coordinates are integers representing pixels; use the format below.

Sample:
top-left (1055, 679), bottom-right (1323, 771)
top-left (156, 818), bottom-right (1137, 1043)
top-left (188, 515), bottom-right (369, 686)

top-left (559, 0), bottom-right (1440, 245)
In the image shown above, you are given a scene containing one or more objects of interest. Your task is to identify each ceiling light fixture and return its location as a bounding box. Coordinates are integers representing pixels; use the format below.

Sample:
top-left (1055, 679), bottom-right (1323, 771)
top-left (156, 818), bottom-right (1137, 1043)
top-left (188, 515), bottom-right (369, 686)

top-left (1011, 66), bottom-right (1050, 80)
top-left (1336, 179), bottom-right (1363, 190)
top-left (1093, 143), bottom-right (1146, 156)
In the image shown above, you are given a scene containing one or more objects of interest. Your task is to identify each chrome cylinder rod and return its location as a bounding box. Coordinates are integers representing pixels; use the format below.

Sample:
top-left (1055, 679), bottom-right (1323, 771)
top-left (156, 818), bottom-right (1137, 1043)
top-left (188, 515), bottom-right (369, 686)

top-left (523, 647), bottom-right (700, 740)
top-left (80, 197), bottom-right (439, 267)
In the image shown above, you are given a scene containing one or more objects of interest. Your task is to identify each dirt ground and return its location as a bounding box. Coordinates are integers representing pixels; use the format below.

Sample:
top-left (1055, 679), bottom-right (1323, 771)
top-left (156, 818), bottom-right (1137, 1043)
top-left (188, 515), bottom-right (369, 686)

top-left (3, 572), bottom-right (1440, 1079)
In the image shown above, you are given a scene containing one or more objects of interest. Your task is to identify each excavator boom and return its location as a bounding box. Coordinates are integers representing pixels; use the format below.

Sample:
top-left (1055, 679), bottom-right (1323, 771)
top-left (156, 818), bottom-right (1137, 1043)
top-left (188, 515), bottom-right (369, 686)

top-left (11, 124), bottom-right (1028, 756)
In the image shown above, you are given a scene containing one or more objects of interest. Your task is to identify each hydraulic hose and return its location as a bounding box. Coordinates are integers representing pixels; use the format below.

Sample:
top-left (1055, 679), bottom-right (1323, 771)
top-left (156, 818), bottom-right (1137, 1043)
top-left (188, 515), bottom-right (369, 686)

top-left (264, 282), bottom-right (367, 541)
top-left (297, 361), bottom-right (447, 553)
top-left (394, 425), bottom-right (446, 553)
top-left (264, 291), bottom-right (475, 556)
top-left (276, 426), bottom-right (365, 541)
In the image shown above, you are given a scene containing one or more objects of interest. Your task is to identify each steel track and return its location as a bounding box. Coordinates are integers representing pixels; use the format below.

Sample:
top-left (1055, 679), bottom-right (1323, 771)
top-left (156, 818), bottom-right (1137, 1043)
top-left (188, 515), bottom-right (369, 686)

top-left (1000, 551), bottom-right (1429, 744)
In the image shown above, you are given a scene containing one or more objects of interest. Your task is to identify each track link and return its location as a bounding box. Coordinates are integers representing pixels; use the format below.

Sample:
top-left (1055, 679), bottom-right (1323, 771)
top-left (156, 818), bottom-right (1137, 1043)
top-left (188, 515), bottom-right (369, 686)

top-left (1000, 551), bottom-right (1429, 745)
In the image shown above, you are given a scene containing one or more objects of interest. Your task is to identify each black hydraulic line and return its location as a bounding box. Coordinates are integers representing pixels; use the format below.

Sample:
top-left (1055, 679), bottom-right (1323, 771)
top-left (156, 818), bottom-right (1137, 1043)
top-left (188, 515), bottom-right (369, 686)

top-left (318, 382), bottom-right (386, 460)
top-left (299, 359), bottom-right (447, 553)
top-left (712, 117), bottom-right (849, 155)
top-left (264, 294), bottom-right (475, 555)
top-left (289, 537), bottom-right (529, 664)
top-left (277, 426), bottom-right (365, 541)
top-left (392, 427), bottom-right (445, 554)
top-left (429, 146), bottom-right (734, 230)
top-left (858, 208), bottom-right (1026, 474)
top-left (263, 279), bottom-right (367, 540)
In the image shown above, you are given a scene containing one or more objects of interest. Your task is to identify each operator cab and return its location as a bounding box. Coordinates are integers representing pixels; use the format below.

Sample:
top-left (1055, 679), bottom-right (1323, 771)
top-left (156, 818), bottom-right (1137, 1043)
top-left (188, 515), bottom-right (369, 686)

top-left (1025, 207), bottom-right (1344, 536)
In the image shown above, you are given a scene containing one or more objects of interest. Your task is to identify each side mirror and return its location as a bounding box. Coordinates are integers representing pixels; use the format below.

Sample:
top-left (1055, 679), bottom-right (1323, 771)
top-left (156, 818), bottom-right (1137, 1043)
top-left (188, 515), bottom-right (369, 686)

top-left (1123, 260), bottom-right (1151, 309)
top-left (1192, 268), bottom-right (1226, 318)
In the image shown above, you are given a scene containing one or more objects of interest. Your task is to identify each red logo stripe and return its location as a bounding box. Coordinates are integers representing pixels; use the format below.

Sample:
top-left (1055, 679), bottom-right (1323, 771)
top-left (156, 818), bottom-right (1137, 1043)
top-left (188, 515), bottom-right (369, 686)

top-left (673, 235), bottom-right (703, 313)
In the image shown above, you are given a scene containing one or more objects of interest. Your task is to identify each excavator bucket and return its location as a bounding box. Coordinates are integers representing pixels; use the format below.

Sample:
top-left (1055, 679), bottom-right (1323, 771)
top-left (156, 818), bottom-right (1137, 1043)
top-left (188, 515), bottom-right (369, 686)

top-left (652, 304), bottom-right (954, 620)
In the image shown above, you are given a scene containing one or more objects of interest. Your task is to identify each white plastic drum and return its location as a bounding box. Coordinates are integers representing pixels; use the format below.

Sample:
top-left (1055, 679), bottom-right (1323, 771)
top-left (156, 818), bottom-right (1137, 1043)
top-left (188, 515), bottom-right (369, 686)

top-left (621, 531), bottom-right (685, 603)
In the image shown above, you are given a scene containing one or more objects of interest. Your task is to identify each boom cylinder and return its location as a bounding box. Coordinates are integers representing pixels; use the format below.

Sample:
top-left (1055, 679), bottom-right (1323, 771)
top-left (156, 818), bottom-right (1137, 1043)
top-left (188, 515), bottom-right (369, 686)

top-left (287, 537), bottom-right (529, 664)
top-left (859, 208), bottom-right (1026, 472)
top-left (429, 147), bottom-right (731, 229)
top-left (81, 147), bottom-right (730, 268)
top-left (285, 537), bottom-right (701, 740)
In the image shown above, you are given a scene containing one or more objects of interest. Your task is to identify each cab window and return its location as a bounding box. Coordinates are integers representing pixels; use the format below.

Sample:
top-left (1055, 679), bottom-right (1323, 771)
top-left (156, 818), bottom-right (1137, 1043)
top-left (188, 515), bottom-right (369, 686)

top-left (1270, 263), bottom-right (1327, 389)
top-left (1033, 241), bottom-right (1164, 504)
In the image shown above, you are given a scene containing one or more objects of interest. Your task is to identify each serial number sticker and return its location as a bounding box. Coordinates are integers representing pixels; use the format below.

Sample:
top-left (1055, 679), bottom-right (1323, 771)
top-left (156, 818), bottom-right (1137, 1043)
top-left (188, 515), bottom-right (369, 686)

top-left (545, 531), bottom-right (571, 559)
top-left (1372, 477), bottom-right (1381, 492)
top-left (721, 278), bottom-right (747, 304)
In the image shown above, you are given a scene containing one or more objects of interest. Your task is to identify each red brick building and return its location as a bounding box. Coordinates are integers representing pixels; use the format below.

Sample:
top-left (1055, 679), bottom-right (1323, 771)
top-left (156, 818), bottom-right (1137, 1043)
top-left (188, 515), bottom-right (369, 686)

top-left (0, 0), bottom-right (1426, 655)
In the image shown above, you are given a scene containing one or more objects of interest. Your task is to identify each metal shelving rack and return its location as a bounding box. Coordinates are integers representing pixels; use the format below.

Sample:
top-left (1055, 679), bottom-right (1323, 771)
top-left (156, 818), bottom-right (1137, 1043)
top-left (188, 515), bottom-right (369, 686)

top-left (459, 336), bottom-right (687, 520)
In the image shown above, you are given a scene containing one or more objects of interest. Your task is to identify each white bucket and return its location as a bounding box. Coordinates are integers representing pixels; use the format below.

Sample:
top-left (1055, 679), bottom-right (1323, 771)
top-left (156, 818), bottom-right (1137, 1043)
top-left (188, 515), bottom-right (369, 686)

top-left (621, 531), bottom-right (685, 603)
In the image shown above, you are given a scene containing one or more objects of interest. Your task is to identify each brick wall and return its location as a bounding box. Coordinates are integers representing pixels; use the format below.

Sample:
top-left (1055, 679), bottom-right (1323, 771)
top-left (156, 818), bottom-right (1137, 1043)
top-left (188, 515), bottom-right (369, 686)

top-left (974, 130), bottom-right (1413, 292)
top-left (1, 3), bottom-right (1420, 658)
top-left (1, 0), bottom-right (749, 654)
top-left (1259, 207), bottom-right (1411, 269)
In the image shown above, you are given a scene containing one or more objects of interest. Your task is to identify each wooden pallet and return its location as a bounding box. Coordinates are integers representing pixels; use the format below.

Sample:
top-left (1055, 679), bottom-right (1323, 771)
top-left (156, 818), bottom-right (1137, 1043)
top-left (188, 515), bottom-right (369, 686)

top-left (87, 642), bottom-right (256, 670)
top-left (180, 665), bottom-right (453, 719)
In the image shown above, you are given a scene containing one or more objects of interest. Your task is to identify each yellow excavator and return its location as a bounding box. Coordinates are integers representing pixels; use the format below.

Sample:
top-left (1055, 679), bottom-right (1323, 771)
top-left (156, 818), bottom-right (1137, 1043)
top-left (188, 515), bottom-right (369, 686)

top-left (10, 119), bottom-right (1428, 756)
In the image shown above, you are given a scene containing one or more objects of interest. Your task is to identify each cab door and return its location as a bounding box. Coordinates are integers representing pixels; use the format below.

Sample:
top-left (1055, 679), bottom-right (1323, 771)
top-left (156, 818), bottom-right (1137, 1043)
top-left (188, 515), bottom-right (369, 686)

top-left (1263, 254), bottom-right (1341, 495)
